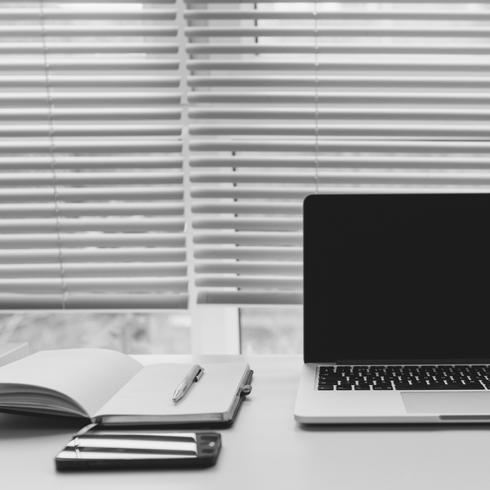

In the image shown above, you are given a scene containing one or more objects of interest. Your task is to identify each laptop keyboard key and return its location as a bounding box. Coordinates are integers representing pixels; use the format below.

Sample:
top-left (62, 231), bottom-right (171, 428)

top-left (394, 383), bottom-right (429, 390)
top-left (395, 382), bottom-right (484, 390)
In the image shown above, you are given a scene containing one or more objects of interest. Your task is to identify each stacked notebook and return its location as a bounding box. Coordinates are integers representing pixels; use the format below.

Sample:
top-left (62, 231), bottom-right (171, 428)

top-left (0, 349), bottom-right (252, 427)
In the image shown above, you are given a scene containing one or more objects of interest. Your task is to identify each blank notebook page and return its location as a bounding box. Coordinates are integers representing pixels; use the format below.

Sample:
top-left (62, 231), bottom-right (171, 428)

top-left (95, 361), bottom-right (249, 419)
top-left (0, 349), bottom-right (142, 416)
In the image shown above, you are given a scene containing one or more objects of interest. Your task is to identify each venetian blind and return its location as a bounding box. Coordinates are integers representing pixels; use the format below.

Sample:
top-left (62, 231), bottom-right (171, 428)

top-left (0, 0), bottom-right (187, 309)
top-left (186, 0), bottom-right (490, 305)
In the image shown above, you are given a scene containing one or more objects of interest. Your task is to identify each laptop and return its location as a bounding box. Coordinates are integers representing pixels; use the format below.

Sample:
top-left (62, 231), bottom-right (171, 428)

top-left (295, 193), bottom-right (490, 424)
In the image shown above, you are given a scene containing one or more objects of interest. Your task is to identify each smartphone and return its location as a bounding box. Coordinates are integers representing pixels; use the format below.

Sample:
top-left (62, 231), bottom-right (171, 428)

top-left (55, 424), bottom-right (221, 471)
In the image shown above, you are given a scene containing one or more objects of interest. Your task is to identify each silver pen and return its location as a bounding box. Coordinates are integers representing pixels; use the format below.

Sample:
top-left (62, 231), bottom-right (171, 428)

top-left (172, 364), bottom-right (205, 403)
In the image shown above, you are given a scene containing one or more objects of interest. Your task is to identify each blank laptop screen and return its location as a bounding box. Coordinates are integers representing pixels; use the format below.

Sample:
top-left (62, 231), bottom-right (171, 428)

top-left (303, 194), bottom-right (490, 363)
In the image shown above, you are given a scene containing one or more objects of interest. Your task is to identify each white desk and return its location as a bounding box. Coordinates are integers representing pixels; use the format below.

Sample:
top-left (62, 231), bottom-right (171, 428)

top-left (1, 355), bottom-right (490, 489)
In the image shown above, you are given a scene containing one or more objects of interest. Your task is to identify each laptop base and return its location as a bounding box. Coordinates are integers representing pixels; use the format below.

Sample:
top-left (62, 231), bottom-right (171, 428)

top-left (294, 364), bottom-right (490, 424)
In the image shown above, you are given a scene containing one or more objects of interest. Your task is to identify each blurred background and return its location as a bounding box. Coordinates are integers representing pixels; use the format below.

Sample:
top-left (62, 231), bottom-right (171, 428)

top-left (0, 308), bottom-right (302, 355)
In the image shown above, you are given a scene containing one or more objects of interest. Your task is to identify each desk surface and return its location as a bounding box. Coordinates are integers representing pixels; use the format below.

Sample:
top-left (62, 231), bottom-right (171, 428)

top-left (1, 355), bottom-right (490, 490)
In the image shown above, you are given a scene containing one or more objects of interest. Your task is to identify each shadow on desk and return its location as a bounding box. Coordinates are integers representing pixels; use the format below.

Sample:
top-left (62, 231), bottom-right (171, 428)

top-left (0, 412), bottom-right (84, 440)
top-left (297, 422), bottom-right (490, 433)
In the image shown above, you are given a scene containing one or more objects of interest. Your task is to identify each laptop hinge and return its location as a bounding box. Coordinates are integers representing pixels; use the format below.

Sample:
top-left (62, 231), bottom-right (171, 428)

top-left (334, 358), bottom-right (490, 365)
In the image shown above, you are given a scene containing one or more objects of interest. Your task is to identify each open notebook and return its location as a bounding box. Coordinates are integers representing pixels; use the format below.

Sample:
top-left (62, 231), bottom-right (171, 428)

top-left (0, 349), bottom-right (252, 426)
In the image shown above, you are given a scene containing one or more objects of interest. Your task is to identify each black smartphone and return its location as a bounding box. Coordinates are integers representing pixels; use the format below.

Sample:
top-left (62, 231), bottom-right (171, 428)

top-left (55, 424), bottom-right (221, 471)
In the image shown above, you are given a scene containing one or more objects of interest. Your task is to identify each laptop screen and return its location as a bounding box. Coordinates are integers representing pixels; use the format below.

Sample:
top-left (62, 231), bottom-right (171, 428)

top-left (304, 193), bottom-right (490, 363)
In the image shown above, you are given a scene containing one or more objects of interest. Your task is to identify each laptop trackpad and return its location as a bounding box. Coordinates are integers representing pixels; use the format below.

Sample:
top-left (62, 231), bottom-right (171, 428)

top-left (402, 392), bottom-right (490, 415)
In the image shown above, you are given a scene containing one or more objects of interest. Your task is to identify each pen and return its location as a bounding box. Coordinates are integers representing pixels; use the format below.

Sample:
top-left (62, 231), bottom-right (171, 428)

top-left (172, 364), bottom-right (204, 403)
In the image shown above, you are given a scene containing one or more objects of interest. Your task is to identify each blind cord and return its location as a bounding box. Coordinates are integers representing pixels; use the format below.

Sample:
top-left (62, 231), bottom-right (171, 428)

top-left (314, 0), bottom-right (320, 194)
top-left (39, 0), bottom-right (68, 309)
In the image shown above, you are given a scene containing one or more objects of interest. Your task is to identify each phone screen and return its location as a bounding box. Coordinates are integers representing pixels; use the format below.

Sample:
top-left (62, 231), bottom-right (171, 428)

top-left (56, 426), bottom-right (220, 470)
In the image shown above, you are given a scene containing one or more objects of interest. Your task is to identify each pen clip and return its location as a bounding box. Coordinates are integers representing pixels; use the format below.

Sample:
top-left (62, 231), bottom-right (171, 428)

top-left (194, 368), bottom-right (204, 382)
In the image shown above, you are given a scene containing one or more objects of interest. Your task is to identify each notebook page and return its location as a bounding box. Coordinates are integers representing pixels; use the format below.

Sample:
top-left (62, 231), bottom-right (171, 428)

top-left (96, 361), bottom-right (249, 420)
top-left (0, 349), bottom-right (142, 417)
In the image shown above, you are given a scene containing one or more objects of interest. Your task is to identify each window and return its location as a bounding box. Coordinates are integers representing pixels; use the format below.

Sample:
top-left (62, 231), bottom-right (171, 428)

top-left (0, 1), bottom-right (187, 310)
top-left (0, 311), bottom-right (191, 353)
top-left (2, 1), bottom-right (490, 354)
top-left (0, 0), bottom-right (190, 353)
top-left (186, 0), bottom-right (490, 353)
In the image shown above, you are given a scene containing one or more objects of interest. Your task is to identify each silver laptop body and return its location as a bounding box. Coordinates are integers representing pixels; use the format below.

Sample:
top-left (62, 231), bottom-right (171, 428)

top-left (295, 194), bottom-right (490, 424)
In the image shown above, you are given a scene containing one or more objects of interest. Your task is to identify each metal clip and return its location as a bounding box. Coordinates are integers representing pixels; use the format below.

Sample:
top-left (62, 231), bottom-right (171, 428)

top-left (241, 384), bottom-right (252, 396)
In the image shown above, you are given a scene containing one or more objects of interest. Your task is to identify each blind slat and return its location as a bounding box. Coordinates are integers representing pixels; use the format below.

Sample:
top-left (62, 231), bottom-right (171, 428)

top-left (196, 263), bottom-right (301, 275)
top-left (185, 9), bottom-right (490, 21)
top-left (0, 125), bottom-right (181, 137)
top-left (0, 176), bottom-right (183, 187)
top-left (0, 156), bottom-right (182, 170)
top-left (189, 124), bottom-right (490, 138)
top-left (197, 291), bottom-right (302, 306)
top-left (189, 75), bottom-right (490, 89)
top-left (195, 248), bottom-right (301, 261)
top-left (189, 92), bottom-right (490, 105)
top-left (189, 156), bottom-right (490, 169)
top-left (0, 263), bottom-right (187, 279)
top-left (193, 203), bottom-right (299, 214)
top-left (188, 60), bottom-right (490, 71)
top-left (0, 60), bottom-right (178, 71)
top-left (193, 218), bottom-right (300, 231)
top-left (0, 109), bottom-right (181, 121)
top-left (0, 233), bottom-right (186, 248)
top-left (12, 0), bottom-right (176, 3)
top-left (189, 109), bottom-right (490, 121)
top-left (196, 277), bottom-right (300, 289)
top-left (188, 44), bottom-right (490, 56)
top-left (0, 75), bottom-right (180, 88)
top-left (0, 248), bottom-right (186, 264)
top-left (1, 26), bottom-right (177, 37)
top-left (1, 8), bottom-right (176, 21)
top-left (185, 0), bottom-right (481, 4)
top-left (0, 278), bottom-right (187, 293)
top-left (189, 140), bottom-right (490, 153)
top-left (0, 294), bottom-right (188, 310)
top-left (192, 187), bottom-right (490, 200)
top-left (0, 42), bottom-right (178, 55)
top-left (0, 202), bottom-right (183, 218)
top-left (0, 92), bottom-right (180, 105)
top-left (186, 26), bottom-right (490, 37)
top-left (0, 187), bottom-right (183, 203)
top-left (0, 218), bottom-right (184, 233)
top-left (190, 123), bottom-right (490, 137)
top-left (0, 140), bottom-right (182, 153)
top-left (194, 232), bottom-right (302, 246)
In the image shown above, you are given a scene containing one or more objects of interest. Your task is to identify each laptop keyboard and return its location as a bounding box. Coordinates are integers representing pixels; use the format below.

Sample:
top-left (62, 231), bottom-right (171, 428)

top-left (317, 365), bottom-right (490, 391)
